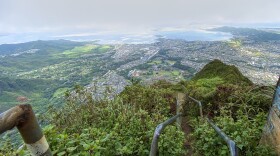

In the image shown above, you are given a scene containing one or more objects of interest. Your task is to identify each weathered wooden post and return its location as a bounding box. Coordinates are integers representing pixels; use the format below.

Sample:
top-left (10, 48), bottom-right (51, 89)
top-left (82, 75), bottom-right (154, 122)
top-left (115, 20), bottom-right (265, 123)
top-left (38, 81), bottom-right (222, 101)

top-left (149, 92), bottom-right (187, 156)
top-left (0, 104), bottom-right (52, 156)
top-left (260, 76), bottom-right (280, 153)
top-left (176, 93), bottom-right (185, 126)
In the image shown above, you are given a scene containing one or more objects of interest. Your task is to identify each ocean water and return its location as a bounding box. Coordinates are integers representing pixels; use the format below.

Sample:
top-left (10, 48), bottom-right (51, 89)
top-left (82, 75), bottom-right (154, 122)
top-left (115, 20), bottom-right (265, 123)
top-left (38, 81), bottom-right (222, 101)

top-left (158, 30), bottom-right (232, 41)
top-left (0, 29), bottom-right (232, 45)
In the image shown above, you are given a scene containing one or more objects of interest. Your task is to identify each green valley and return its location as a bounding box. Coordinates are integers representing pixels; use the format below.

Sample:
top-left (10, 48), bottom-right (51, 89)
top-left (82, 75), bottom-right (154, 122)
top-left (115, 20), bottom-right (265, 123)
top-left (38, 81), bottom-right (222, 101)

top-left (0, 27), bottom-right (279, 155)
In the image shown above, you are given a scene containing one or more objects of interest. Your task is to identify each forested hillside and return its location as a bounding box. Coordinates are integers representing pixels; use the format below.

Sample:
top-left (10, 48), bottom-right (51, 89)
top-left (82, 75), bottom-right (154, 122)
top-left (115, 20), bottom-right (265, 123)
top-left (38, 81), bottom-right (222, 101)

top-left (0, 60), bottom-right (276, 155)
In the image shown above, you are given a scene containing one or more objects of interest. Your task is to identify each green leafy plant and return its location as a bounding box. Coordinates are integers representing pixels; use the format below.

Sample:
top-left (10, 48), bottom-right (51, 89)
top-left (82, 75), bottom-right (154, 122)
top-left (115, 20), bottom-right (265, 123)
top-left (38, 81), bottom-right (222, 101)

top-left (42, 84), bottom-right (185, 155)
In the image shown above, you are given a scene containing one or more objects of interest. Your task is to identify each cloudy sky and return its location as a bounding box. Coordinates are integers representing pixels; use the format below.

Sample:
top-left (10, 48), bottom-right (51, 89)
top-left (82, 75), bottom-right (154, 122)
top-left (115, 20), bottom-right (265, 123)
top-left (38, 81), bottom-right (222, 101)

top-left (0, 0), bottom-right (280, 34)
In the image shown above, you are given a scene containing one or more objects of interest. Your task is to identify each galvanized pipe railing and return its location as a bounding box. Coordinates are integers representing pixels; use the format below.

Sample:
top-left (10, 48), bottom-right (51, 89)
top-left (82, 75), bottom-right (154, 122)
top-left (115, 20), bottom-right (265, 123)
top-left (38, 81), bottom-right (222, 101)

top-left (188, 96), bottom-right (203, 118)
top-left (149, 93), bottom-right (185, 156)
top-left (186, 93), bottom-right (239, 156)
top-left (207, 118), bottom-right (238, 156)
top-left (149, 113), bottom-right (182, 156)
top-left (0, 104), bottom-right (52, 156)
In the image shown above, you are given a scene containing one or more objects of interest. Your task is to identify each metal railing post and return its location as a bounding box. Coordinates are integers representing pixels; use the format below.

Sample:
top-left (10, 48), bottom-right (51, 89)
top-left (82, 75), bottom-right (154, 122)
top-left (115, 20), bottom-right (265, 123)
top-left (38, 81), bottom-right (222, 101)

top-left (0, 104), bottom-right (52, 156)
top-left (149, 113), bottom-right (182, 156)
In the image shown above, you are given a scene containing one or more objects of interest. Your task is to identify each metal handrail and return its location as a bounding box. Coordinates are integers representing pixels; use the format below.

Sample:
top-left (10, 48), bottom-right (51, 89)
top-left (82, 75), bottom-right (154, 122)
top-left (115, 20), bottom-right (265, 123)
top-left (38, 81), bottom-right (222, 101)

top-left (186, 94), bottom-right (239, 156)
top-left (207, 118), bottom-right (238, 156)
top-left (0, 104), bottom-right (52, 156)
top-left (149, 94), bottom-right (184, 156)
top-left (181, 85), bottom-right (203, 117)
top-left (187, 96), bottom-right (203, 118)
top-left (149, 113), bottom-right (182, 156)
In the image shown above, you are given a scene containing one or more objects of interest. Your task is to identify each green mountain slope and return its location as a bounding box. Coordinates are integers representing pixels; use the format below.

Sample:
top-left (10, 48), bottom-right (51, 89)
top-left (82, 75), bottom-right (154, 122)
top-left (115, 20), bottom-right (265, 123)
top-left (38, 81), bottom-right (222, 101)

top-left (192, 59), bottom-right (253, 85)
top-left (0, 59), bottom-right (276, 155)
top-left (0, 40), bottom-right (85, 55)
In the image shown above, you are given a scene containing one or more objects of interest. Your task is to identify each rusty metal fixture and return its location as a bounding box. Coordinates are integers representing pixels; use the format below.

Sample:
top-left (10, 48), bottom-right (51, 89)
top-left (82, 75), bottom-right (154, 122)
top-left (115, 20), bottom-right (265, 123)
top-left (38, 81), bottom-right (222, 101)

top-left (0, 104), bottom-right (52, 156)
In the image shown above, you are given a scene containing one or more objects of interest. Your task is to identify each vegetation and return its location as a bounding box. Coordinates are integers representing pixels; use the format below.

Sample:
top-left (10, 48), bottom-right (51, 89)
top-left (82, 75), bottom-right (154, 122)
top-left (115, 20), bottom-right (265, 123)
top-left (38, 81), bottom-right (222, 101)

top-left (183, 60), bottom-right (275, 155)
top-left (0, 41), bottom-right (112, 112)
top-left (46, 84), bottom-right (185, 155)
top-left (192, 59), bottom-right (252, 85)
top-left (57, 44), bottom-right (111, 58)
top-left (1, 84), bottom-right (185, 155)
top-left (0, 77), bottom-right (56, 111)
top-left (172, 61), bottom-right (196, 73)
top-left (0, 58), bottom-right (276, 155)
top-left (190, 110), bottom-right (274, 155)
top-left (227, 39), bottom-right (242, 48)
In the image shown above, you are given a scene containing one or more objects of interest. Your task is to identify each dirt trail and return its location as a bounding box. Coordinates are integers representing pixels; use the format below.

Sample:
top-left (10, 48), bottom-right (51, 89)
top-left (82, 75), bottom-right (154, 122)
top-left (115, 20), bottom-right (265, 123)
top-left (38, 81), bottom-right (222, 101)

top-left (177, 93), bottom-right (193, 156)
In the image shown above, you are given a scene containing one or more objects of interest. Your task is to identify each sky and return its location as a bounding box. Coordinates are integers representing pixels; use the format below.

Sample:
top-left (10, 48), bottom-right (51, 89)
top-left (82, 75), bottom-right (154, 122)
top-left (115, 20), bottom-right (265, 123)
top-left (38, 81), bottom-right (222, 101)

top-left (0, 0), bottom-right (280, 36)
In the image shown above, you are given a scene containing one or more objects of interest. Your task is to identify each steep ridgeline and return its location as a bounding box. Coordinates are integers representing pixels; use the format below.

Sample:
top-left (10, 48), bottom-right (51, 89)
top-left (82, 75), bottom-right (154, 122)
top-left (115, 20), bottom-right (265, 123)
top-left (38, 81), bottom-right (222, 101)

top-left (0, 59), bottom-right (277, 155)
top-left (184, 60), bottom-right (276, 155)
top-left (192, 59), bottom-right (253, 85)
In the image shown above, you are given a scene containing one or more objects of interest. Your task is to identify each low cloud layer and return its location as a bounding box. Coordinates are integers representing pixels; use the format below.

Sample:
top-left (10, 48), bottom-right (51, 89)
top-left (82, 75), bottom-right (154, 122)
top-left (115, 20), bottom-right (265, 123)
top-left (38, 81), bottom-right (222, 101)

top-left (0, 0), bottom-right (280, 33)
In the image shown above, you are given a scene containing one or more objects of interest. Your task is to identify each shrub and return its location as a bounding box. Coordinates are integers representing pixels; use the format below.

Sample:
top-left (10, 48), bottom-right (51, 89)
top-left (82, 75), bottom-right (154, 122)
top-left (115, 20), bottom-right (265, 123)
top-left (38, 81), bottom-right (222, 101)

top-left (43, 84), bottom-right (185, 155)
top-left (188, 95), bottom-right (276, 156)
top-left (190, 110), bottom-right (275, 156)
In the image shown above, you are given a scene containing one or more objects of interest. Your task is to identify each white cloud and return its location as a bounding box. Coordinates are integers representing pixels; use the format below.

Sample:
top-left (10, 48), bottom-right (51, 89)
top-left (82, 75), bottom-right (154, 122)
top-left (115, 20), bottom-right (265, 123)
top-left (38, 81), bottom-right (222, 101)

top-left (0, 0), bottom-right (280, 34)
